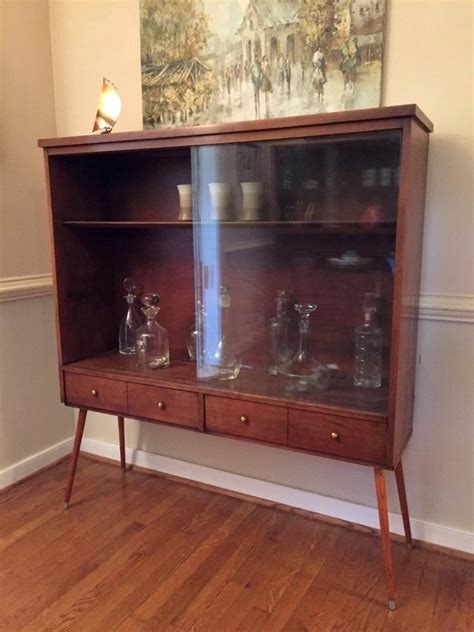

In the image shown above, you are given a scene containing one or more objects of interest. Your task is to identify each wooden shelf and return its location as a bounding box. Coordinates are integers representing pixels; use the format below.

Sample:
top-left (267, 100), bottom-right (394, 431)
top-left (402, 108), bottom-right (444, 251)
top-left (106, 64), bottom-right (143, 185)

top-left (63, 219), bottom-right (396, 234)
top-left (63, 221), bottom-right (192, 228)
top-left (64, 351), bottom-right (388, 420)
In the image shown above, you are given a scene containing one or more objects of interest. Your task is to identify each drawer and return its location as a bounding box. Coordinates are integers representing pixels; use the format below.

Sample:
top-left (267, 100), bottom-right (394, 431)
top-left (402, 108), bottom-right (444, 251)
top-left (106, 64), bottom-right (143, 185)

top-left (205, 396), bottom-right (287, 445)
top-left (128, 383), bottom-right (202, 429)
top-left (288, 409), bottom-right (386, 464)
top-left (64, 372), bottom-right (127, 413)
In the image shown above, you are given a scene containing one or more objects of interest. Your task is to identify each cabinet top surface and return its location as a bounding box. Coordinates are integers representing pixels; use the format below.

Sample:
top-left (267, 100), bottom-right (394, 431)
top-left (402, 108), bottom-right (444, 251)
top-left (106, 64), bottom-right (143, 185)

top-left (38, 104), bottom-right (433, 149)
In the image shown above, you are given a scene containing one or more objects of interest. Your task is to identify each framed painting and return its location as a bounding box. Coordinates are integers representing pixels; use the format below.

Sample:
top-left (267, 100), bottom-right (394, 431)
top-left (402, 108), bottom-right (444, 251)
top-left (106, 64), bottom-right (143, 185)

top-left (140, 0), bottom-right (386, 128)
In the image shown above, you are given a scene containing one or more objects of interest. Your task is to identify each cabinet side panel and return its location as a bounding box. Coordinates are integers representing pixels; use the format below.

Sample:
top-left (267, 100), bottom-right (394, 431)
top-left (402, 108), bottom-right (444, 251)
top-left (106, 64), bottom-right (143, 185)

top-left (388, 120), bottom-right (430, 465)
top-left (43, 153), bottom-right (65, 400)
top-left (47, 156), bottom-right (117, 365)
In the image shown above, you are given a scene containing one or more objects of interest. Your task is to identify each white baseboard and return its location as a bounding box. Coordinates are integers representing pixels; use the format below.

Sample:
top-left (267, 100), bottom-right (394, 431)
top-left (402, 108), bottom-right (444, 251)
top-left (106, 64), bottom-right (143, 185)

top-left (81, 437), bottom-right (473, 555)
top-left (0, 437), bottom-right (73, 490)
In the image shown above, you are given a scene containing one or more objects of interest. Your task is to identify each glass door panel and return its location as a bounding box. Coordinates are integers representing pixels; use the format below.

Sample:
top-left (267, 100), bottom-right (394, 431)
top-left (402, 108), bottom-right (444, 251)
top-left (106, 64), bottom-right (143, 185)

top-left (192, 131), bottom-right (401, 414)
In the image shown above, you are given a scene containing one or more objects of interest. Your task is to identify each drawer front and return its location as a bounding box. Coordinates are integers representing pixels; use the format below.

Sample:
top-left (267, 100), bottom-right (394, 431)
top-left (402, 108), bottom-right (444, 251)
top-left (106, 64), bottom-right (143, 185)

top-left (205, 396), bottom-right (287, 445)
top-left (64, 373), bottom-right (127, 413)
top-left (289, 409), bottom-right (386, 464)
top-left (128, 383), bottom-right (202, 429)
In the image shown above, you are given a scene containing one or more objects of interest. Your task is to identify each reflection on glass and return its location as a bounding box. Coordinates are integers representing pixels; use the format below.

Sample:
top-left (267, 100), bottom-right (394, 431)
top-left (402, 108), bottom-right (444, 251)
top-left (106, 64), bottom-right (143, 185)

top-left (191, 133), bottom-right (400, 411)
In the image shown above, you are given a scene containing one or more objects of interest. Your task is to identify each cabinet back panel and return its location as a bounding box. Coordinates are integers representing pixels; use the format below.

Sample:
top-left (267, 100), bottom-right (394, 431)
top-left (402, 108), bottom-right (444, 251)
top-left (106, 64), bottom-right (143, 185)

top-left (57, 227), bottom-right (195, 365)
top-left (112, 228), bottom-right (195, 361)
top-left (54, 227), bottom-right (117, 364)
top-left (49, 149), bottom-right (192, 222)
top-left (105, 150), bottom-right (192, 221)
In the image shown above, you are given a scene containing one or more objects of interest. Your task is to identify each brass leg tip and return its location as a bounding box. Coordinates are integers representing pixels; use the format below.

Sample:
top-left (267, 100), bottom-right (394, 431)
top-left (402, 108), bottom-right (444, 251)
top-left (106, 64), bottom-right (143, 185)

top-left (64, 502), bottom-right (69, 510)
top-left (388, 600), bottom-right (396, 611)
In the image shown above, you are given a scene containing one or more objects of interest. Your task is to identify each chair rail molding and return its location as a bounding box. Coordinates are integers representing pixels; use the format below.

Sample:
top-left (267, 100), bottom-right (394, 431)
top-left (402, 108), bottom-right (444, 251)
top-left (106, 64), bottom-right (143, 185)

top-left (0, 273), bottom-right (53, 303)
top-left (418, 293), bottom-right (474, 323)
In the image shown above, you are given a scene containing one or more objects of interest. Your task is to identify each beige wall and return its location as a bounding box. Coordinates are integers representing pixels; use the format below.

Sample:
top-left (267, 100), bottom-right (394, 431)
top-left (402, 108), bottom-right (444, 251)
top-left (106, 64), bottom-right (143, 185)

top-left (1, 0), bottom-right (56, 279)
top-left (0, 0), bottom-right (73, 474)
top-left (18, 1), bottom-right (474, 536)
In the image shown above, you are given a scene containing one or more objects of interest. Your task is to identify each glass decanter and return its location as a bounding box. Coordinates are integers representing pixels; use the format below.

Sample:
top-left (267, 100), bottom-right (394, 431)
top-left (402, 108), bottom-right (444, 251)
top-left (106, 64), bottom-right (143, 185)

top-left (279, 303), bottom-right (330, 392)
top-left (136, 293), bottom-right (170, 369)
top-left (203, 285), bottom-right (241, 380)
top-left (354, 292), bottom-right (383, 388)
top-left (269, 290), bottom-right (292, 375)
top-left (119, 277), bottom-right (141, 355)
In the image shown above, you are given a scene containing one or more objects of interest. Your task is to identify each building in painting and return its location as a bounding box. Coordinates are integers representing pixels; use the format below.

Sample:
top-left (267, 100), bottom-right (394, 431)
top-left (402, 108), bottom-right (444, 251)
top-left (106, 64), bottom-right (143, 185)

top-left (142, 57), bottom-right (212, 125)
top-left (236, 0), bottom-right (302, 68)
top-left (351, 0), bottom-right (385, 62)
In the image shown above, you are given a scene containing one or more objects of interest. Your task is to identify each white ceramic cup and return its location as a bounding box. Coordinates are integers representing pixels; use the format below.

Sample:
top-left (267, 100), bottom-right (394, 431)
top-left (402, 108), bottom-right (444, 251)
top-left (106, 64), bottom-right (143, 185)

top-left (240, 181), bottom-right (263, 221)
top-left (177, 184), bottom-right (193, 221)
top-left (208, 182), bottom-right (232, 220)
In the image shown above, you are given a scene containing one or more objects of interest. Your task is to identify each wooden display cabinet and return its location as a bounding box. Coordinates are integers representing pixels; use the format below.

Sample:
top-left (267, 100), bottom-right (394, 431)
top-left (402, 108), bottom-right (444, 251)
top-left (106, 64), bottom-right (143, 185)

top-left (39, 105), bottom-right (433, 609)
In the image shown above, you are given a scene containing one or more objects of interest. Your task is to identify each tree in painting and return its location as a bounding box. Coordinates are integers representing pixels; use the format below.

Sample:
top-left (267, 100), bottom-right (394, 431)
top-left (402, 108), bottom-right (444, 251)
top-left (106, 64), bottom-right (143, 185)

top-left (141, 0), bottom-right (385, 128)
top-left (141, 0), bottom-right (210, 63)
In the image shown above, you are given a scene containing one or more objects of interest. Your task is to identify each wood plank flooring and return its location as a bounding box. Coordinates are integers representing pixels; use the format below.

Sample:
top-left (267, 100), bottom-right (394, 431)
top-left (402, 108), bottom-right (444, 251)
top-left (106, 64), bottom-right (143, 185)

top-left (0, 457), bottom-right (472, 631)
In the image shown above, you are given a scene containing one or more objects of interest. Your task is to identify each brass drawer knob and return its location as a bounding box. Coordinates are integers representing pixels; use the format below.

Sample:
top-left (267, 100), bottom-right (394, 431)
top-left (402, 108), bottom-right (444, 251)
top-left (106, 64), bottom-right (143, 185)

top-left (330, 431), bottom-right (339, 440)
top-left (91, 389), bottom-right (98, 396)
top-left (240, 415), bottom-right (249, 425)
top-left (157, 401), bottom-right (166, 410)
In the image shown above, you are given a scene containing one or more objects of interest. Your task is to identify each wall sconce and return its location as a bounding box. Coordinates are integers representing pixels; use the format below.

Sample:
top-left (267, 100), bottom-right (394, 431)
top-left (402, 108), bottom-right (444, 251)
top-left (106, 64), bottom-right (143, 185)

top-left (92, 77), bottom-right (121, 133)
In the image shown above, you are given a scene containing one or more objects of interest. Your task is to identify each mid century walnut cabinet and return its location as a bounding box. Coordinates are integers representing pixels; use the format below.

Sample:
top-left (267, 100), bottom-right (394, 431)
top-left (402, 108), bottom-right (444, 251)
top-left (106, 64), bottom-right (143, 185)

top-left (39, 105), bottom-right (433, 609)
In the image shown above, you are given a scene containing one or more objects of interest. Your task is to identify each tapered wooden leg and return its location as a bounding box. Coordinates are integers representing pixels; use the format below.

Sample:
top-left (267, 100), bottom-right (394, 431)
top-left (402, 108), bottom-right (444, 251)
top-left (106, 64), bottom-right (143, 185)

top-left (64, 408), bottom-right (87, 509)
top-left (395, 460), bottom-right (413, 547)
top-left (374, 467), bottom-right (397, 610)
top-left (118, 416), bottom-right (126, 471)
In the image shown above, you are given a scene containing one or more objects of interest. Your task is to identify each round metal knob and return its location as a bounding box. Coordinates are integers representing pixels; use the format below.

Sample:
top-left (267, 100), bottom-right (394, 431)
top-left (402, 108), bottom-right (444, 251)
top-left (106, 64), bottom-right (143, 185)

top-left (330, 431), bottom-right (339, 440)
top-left (157, 401), bottom-right (165, 410)
top-left (240, 415), bottom-right (249, 425)
top-left (91, 389), bottom-right (98, 396)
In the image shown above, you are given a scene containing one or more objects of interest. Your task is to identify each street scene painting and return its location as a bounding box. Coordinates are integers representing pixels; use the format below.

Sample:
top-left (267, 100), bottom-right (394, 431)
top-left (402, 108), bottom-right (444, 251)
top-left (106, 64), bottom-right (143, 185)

top-left (140, 0), bottom-right (385, 128)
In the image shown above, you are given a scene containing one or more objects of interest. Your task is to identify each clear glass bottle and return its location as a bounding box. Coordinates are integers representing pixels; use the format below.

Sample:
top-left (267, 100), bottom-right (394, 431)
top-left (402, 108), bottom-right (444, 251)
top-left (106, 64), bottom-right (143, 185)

top-left (269, 290), bottom-right (292, 375)
top-left (119, 277), bottom-right (141, 355)
top-left (279, 304), bottom-right (330, 392)
top-left (136, 293), bottom-right (170, 369)
top-left (354, 292), bottom-right (383, 388)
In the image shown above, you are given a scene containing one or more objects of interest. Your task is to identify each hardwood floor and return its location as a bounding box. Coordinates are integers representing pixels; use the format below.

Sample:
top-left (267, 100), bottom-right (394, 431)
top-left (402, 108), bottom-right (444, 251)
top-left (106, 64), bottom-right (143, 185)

top-left (0, 458), bottom-right (472, 631)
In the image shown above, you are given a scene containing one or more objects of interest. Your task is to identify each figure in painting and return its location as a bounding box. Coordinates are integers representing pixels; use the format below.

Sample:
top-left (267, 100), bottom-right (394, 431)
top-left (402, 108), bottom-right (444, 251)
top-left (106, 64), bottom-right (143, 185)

top-left (340, 39), bottom-right (359, 92)
top-left (278, 55), bottom-right (285, 95)
top-left (261, 55), bottom-right (272, 118)
top-left (251, 57), bottom-right (262, 119)
top-left (312, 46), bottom-right (327, 103)
top-left (284, 56), bottom-right (292, 98)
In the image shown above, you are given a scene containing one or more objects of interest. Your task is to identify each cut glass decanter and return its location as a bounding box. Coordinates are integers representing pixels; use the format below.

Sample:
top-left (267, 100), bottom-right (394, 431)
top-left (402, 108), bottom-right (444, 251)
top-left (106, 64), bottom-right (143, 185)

top-left (136, 293), bottom-right (170, 369)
